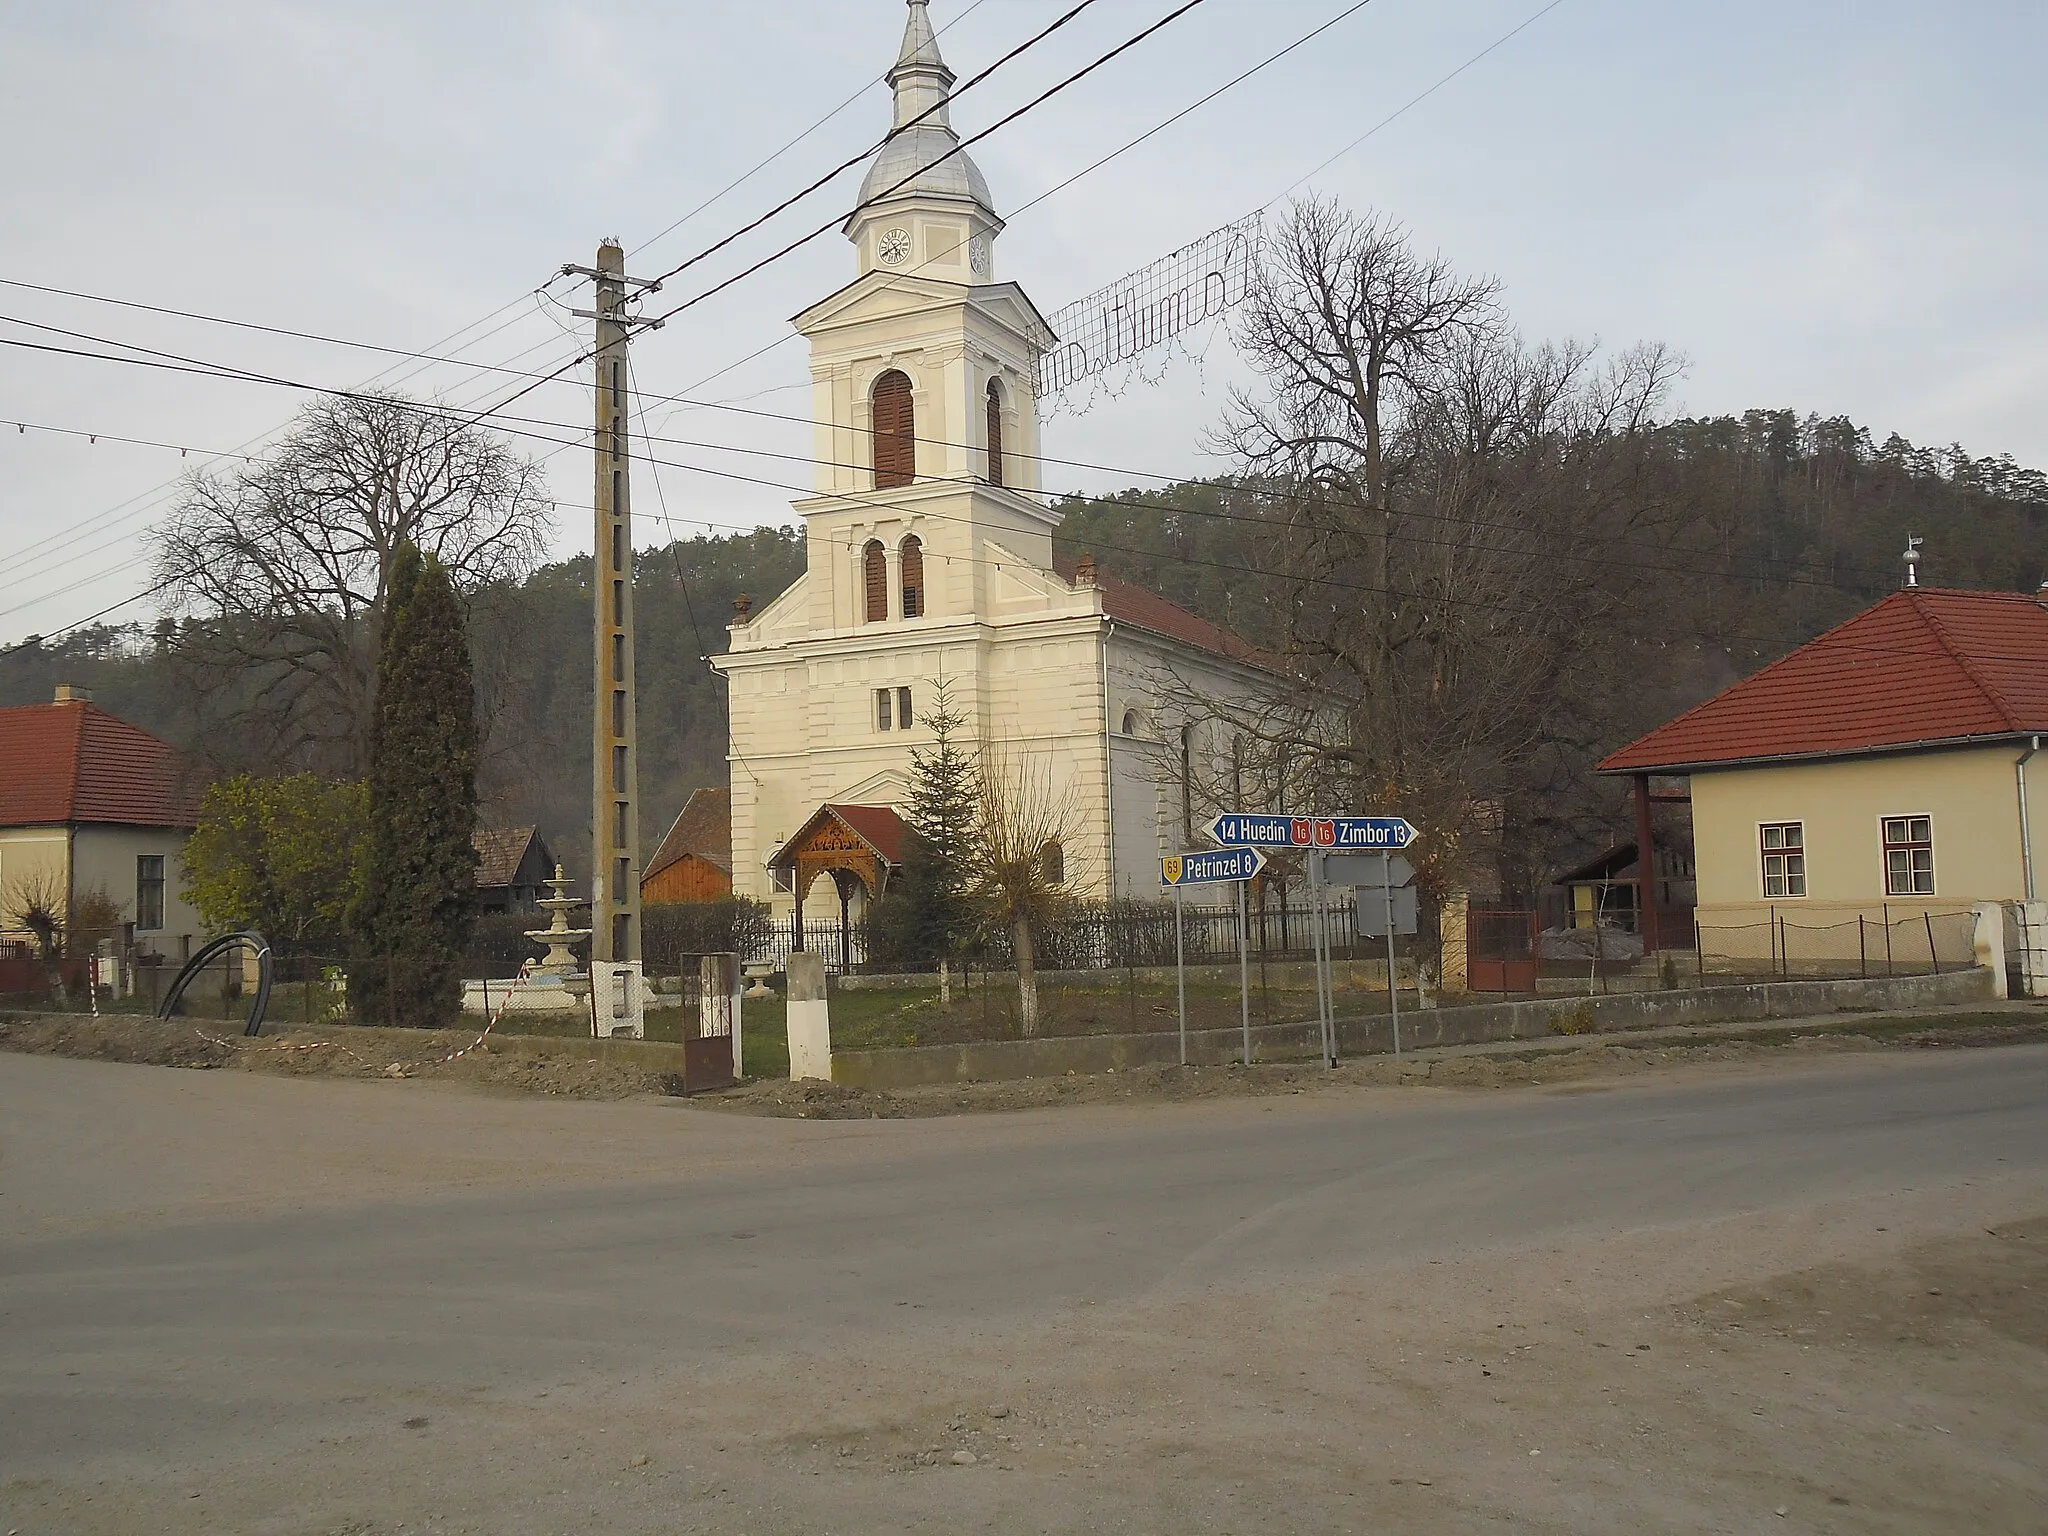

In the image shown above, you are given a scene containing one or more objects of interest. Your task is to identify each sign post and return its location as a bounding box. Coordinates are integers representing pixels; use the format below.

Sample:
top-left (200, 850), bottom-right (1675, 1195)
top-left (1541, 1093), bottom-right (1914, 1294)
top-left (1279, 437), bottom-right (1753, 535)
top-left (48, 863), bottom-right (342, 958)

top-left (1163, 847), bottom-right (1268, 1068)
top-left (1174, 882), bottom-right (1187, 1066)
top-left (1208, 814), bottom-right (1422, 1067)
top-left (1236, 878), bottom-right (1251, 1068)
top-left (1332, 852), bottom-right (1418, 1058)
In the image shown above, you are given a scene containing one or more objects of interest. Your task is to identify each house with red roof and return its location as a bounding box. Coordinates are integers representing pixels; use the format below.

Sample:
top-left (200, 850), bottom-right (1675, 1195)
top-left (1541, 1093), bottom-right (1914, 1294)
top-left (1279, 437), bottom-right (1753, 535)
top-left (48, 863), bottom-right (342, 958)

top-left (0, 686), bottom-right (205, 963)
top-left (1599, 588), bottom-right (2048, 973)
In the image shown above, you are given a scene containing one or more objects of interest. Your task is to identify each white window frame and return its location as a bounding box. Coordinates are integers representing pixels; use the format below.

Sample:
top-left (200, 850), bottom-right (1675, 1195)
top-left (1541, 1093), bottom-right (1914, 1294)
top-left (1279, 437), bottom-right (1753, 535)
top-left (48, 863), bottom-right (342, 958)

top-left (1758, 821), bottom-right (1806, 899)
top-left (1880, 812), bottom-right (1935, 896)
top-left (874, 687), bottom-right (893, 732)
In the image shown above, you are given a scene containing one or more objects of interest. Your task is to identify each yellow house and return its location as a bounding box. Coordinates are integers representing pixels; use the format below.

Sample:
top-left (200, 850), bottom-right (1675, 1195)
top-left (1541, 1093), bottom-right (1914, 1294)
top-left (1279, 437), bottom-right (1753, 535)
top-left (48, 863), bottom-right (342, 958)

top-left (0, 686), bottom-right (205, 967)
top-left (1599, 588), bottom-right (2047, 972)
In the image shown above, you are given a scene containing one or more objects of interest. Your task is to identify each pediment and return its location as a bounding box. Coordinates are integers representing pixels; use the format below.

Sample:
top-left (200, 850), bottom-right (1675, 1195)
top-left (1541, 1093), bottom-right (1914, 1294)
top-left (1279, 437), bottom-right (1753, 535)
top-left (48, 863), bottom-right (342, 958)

top-left (836, 768), bottom-right (911, 808)
top-left (795, 273), bottom-right (1051, 353)
top-left (731, 572), bottom-right (809, 645)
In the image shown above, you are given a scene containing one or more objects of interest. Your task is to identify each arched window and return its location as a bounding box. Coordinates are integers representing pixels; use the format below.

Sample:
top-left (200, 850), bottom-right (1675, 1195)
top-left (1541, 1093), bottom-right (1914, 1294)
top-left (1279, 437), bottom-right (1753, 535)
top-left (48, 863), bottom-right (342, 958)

top-left (872, 370), bottom-right (915, 489)
top-left (862, 540), bottom-right (887, 623)
top-left (1039, 840), bottom-right (1065, 886)
top-left (1120, 709), bottom-right (1140, 736)
top-left (900, 535), bottom-right (925, 618)
top-left (986, 378), bottom-right (1005, 487)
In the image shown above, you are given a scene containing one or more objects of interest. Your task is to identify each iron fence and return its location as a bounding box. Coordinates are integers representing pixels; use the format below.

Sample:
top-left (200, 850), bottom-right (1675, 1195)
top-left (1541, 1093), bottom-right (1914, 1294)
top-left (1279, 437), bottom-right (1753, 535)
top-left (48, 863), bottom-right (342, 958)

top-left (751, 893), bottom-right (1381, 977)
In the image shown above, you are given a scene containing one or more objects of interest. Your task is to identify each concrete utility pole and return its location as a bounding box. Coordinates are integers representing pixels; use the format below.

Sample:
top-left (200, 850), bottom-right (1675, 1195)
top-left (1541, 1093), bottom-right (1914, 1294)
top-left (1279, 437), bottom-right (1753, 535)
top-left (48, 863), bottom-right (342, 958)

top-left (563, 241), bottom-right (663, 964)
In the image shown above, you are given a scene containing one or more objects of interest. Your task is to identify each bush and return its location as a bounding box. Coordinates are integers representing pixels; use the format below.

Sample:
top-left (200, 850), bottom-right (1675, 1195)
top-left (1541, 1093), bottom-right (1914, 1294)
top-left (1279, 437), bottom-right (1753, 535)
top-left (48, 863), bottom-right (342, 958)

top-left (643, 898), bottom-right (771, 977)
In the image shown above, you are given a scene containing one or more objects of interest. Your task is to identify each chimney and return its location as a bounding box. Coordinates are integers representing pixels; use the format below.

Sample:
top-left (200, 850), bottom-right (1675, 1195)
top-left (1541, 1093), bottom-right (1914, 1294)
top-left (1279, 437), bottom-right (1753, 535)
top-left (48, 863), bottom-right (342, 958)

top-left (1075, 553), bottom-right (1097, 587)
top-left (53, 684), bottom-right (90, 704)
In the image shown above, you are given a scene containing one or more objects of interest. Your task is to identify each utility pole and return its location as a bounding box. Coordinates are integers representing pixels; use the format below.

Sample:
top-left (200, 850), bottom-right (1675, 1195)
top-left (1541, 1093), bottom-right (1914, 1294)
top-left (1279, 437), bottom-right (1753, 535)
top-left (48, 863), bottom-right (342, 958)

top-left (563, 241), bottom-right (662, 965)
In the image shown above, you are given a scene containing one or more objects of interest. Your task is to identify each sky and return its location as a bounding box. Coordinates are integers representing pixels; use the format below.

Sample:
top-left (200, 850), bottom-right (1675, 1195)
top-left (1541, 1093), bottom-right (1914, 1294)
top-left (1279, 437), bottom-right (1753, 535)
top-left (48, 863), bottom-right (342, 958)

top-left (1, 0), bottom-right (2043, 646)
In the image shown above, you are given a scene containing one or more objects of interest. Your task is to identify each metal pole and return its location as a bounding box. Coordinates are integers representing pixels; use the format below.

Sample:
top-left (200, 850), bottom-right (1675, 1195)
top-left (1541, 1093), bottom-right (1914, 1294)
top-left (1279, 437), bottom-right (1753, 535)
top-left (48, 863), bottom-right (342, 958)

top-left (1174, 883), bottom-right (1187, 1067)
top-left (1384, 852), bottom-right (1400, 1060)
top-left (1236, 878), bottom-right (1252, 1067)
top-left (1309, 849), bottom-right (1333, 1066)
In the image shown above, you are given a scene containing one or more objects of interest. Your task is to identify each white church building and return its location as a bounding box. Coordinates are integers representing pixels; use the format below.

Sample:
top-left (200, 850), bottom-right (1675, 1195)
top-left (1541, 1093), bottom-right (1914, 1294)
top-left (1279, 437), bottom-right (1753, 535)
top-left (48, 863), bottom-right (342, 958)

top-left (711, 0), bottom-right (1278, 930)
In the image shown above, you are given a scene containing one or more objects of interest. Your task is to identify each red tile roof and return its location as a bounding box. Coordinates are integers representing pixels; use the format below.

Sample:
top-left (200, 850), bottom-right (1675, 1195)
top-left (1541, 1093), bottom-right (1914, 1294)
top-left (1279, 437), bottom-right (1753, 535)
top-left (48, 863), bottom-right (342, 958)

top-left (647, 787), bottom-right (733, 881)
top-left (1600, 589), bottom-right (2048, 774)
top-left (1053, 557), bottom-right (1270, 669)
top-left (826, 804), bottom-right (907, 866)
top-left (0, 701), bottom-right (201, 828)
top-left (766, 803), bottom-right (909, 871)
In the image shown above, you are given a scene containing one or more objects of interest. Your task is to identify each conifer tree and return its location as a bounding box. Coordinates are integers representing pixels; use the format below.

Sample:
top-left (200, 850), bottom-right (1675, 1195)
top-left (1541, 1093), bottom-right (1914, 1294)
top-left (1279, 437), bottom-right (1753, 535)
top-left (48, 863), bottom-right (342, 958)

top-left (866, 683), bottom-right (977, 971)
top-left (349, 542), bottom-right (480, 1025)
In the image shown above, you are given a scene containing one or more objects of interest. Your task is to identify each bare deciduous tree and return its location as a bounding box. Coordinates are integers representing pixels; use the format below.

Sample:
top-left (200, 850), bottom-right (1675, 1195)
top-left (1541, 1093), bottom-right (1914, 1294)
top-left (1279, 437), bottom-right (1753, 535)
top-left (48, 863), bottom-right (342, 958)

top-left (968, 746), bottom-right (1082, 1037)
top-left (1210, 198), bottom-right (1685, 904)
top-left (153, 391), bottom-right (550, 776)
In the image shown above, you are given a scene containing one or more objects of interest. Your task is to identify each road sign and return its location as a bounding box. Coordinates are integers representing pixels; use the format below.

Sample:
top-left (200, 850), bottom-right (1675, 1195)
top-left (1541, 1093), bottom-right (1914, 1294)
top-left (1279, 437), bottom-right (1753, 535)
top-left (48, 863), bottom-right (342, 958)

top-left (1205, 813), bottom-right (1419, 851)
top-left (1161, 846), bottom-right (1267, 887)
top-left (1356, 885), bottom-right (1419, 939)
top-left (1324, 852), bottom-right (1415, 889)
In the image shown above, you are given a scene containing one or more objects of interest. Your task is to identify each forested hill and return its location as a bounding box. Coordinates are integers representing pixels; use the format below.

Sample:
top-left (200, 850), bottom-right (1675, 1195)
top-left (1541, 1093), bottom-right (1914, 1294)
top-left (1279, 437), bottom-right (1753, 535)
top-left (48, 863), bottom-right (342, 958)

top-left (4, 409), bottom-right (2041, 880)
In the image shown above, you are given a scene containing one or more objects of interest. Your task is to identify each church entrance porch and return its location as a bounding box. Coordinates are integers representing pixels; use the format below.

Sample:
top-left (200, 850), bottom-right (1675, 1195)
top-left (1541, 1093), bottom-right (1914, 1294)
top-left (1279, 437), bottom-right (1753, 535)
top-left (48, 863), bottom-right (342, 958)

top-left (767, 805), bottom-right (908, 974)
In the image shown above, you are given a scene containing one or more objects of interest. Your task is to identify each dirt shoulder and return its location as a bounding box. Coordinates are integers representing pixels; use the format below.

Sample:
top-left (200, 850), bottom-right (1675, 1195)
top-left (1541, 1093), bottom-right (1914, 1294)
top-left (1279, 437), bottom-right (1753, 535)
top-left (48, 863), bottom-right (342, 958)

top-left (6, 1000), bottom-right (2045, 1117)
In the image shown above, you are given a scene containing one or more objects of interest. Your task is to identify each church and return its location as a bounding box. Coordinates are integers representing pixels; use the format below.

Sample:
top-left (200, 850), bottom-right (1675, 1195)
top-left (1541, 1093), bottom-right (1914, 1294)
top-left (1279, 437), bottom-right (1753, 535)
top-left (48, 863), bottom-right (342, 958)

top-left (711, 0), bottom-right (1278, 932)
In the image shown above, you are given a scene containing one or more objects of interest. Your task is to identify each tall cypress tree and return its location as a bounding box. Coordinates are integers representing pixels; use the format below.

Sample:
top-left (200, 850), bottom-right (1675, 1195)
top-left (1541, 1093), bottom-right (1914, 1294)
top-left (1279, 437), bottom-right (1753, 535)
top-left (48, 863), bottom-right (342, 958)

top-left (349, 542), bottom-right (479, 1026)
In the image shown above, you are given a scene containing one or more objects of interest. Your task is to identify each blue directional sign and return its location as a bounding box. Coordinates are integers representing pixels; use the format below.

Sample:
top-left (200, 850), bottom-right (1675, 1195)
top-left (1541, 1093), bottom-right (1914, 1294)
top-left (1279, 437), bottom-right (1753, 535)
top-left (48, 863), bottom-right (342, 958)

top-left (1204, 812), bottom-right (1420, 851)
top-left (1161, 846), bottom-right (1267, 887)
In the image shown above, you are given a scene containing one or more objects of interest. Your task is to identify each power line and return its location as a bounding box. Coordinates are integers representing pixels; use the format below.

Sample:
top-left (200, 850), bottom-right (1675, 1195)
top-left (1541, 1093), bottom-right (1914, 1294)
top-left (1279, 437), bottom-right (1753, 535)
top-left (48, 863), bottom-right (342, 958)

top-left (637, 0), bottom-right (1104, 291)
top-left (642, 0), bottom-right (1216, 328)
top-left (0, 327), bottom-right (1951, 610)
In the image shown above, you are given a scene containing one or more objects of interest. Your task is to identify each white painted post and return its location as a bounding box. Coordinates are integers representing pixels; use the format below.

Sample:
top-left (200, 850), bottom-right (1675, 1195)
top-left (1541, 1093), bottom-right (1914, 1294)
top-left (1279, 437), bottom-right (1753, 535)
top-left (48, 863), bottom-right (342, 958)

top-left (1975, 903), bottom-right (2008, 1000)
top-left (729, 954), bottom-right (745, 1078)
top-left (786, 951), bottom-right (831, 1081)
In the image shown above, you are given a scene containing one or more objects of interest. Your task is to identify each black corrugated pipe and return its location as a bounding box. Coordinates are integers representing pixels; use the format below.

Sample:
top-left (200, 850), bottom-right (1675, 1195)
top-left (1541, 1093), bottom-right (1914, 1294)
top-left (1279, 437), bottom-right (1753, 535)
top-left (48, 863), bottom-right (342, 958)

top-left (156, 931), bottom-right (274, 1037)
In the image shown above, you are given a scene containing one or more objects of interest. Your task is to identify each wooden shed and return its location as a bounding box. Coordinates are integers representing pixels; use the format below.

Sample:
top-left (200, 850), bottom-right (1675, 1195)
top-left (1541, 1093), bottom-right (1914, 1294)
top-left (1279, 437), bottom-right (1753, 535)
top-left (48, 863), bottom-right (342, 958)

top-left (643, 787), bottom-right (734, 905)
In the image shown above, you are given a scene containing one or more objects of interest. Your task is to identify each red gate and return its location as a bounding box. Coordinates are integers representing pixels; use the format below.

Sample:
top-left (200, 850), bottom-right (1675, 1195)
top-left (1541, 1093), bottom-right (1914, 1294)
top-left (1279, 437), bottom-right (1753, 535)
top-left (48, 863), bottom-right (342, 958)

top-left (1468, 908), bottom-right (1539, 994)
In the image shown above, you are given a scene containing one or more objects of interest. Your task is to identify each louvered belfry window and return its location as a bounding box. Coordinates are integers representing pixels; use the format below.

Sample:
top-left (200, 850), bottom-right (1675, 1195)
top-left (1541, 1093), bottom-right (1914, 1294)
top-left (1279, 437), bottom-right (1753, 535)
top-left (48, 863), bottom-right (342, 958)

top-left (872, 370), bottom-right (916, 489)
top-left (862, 540), bottom-right (887, 623)
top-left (986, 379), bottom-right (1005, 487)
top-left (900, 535), bottom-right (925, 618)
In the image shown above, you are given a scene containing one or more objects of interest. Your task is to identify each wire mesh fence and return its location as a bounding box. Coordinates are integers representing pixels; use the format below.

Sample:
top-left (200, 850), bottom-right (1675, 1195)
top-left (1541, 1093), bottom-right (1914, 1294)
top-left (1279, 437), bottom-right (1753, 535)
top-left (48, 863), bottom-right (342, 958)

top-left (1694, 907), bottom-right (1978, 981)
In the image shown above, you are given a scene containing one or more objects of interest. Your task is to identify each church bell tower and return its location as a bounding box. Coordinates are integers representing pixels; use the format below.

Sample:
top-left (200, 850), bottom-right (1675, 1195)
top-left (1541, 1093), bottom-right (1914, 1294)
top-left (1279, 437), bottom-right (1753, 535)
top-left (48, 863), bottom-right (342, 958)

top-left (789, 0), bottom-right (1058, 635)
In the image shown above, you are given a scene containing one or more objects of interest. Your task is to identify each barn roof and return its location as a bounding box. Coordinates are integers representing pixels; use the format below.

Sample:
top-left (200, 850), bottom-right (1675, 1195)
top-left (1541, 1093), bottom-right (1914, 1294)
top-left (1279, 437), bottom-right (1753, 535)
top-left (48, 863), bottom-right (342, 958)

top-left (646, 787), bottom-right (733, 881)
top-left (0, 698), bottom-right (200, 829)
top-left (472, 826), bottom-right (550, 889)
top-left (1600, 588), bottom-right (2048, 774)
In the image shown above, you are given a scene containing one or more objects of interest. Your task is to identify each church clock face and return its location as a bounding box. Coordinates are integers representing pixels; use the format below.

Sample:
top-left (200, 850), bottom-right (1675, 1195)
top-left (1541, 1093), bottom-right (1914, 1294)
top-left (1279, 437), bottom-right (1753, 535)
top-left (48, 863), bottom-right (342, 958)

top-left (878, 227), bottom-right (913, 266)
top-left (969, 236), bottom-right (990, 276)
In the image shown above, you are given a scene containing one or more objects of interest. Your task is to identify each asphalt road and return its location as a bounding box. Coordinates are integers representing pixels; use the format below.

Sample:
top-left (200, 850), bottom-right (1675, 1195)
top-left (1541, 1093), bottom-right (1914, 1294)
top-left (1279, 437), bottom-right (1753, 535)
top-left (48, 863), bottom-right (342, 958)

top-left (4, 1046), bottom-right (2047, 1533)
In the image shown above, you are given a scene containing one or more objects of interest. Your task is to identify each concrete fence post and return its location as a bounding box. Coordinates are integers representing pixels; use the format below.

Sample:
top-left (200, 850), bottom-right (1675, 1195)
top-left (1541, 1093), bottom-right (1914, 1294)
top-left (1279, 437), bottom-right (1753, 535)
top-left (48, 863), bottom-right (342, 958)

top-left (1974, 903), bottom-right (2009, 1000)
top-left (786, 951), bottom-right (832, 1081)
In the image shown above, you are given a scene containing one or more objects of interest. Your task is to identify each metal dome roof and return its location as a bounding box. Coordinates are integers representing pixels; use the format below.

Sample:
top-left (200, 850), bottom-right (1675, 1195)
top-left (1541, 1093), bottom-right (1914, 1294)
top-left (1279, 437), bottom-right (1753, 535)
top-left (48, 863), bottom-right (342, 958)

top-left (857, 123), bottom-right (993, 212)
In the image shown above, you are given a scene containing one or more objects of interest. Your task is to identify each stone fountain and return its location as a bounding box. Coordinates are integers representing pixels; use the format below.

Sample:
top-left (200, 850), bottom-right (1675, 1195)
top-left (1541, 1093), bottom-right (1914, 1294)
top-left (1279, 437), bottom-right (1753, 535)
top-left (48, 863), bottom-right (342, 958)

top-left (461, 864), bottom-right (591, 1015)
top-left (526, 864), bottom-right (592, 978)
